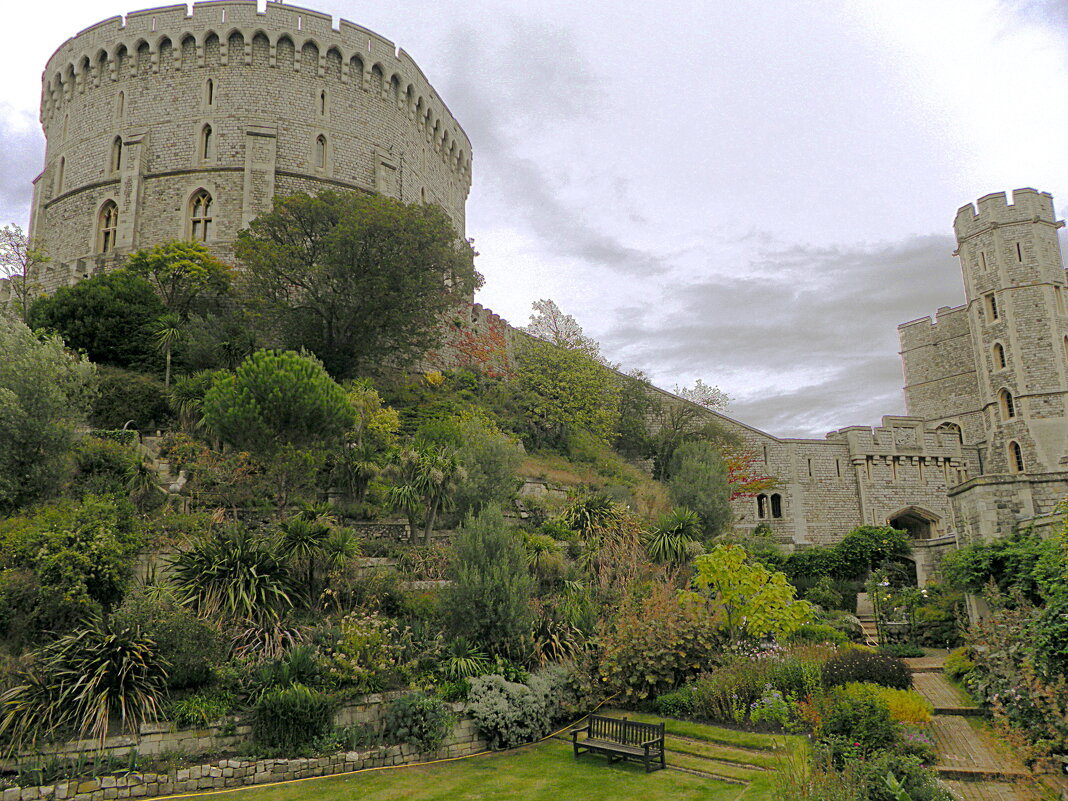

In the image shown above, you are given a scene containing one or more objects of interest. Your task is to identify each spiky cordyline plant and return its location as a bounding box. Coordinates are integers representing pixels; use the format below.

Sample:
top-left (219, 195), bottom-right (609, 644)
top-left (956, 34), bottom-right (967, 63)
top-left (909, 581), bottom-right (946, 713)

top-left (0, 619), bottom-right (169, 753)
top-left (169, 527), bottom-right (295, 623)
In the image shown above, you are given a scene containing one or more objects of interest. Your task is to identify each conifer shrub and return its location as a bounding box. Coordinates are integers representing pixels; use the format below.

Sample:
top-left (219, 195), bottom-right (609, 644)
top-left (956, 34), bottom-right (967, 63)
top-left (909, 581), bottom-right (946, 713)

top-left (821, 648), bottom-right (911, 690)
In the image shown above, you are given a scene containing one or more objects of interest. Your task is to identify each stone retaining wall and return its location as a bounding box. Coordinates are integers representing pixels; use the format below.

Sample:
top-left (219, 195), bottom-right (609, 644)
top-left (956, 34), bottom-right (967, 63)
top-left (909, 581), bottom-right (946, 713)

top-left (2, 720), bottom-right (484, 800)
top-left (2, 715), bottom-right (485, 800)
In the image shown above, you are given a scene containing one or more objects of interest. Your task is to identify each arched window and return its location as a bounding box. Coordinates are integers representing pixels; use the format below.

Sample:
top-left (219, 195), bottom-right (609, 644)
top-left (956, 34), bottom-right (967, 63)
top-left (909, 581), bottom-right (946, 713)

top-left (189, 190), bottom-right (212, 241)
top-left (770, 493), bottom-right (783, 519)
top-left (993, 343), bottom-right (1006, 370)
top-left (319, 89), bottom-right (326, 115)
top-left (1009, 441), bottom-right (1025, 473)
top-left (936, 422), bottom-right (963, 444)
top-left (116, 90), bottom-right (124, 118)
top-left (205, 78), bottom-right (214, 106)
top-left (54, 157), bottom-right (65, 195)
top-left (315, 134), bottom-right (327, 168)
top-left (111, 136), bottom-right (123, 173)
top-left (999, 388), bottom-right (1016, 420)
top-left (98, 201), bottom-right (119, 253)
top-left (200, 124), bottom-right (213, 160)
top-left (756, 494), bottom-right (768, 519)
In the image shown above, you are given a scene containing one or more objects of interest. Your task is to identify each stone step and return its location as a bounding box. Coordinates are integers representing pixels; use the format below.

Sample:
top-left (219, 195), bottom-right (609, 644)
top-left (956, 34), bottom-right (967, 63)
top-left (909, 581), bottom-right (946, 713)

top-left (943, 778), bottom-right (1044, 801)
top-left (936, 766), bottom-right (1032, 782)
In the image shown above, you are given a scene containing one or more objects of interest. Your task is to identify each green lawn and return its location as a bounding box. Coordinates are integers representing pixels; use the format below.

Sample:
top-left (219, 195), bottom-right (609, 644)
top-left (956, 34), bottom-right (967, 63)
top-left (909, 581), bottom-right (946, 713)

top-left (164, 718), bottom-right (805, 801)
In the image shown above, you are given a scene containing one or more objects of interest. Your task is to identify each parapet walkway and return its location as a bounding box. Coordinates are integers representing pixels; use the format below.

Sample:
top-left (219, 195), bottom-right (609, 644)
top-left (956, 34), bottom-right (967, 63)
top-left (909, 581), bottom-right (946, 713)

top-left (903, 654), bottom-right (1051, 801)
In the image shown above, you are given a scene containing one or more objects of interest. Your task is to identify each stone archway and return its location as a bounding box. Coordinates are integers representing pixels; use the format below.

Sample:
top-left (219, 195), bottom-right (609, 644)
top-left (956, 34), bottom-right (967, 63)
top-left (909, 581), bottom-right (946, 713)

top-left (887, 506), bottom-right (942, 541)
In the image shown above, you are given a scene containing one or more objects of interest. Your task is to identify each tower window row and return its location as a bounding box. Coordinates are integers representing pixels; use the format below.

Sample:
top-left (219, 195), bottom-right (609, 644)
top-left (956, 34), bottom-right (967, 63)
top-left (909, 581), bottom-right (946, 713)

top-left (95, 189), bottom-right (213, 253)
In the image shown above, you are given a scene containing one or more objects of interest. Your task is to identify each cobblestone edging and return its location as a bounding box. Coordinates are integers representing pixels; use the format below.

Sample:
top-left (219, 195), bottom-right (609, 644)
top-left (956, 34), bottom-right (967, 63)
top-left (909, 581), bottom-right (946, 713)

top-left (2, 719), bottom-right (486, 801)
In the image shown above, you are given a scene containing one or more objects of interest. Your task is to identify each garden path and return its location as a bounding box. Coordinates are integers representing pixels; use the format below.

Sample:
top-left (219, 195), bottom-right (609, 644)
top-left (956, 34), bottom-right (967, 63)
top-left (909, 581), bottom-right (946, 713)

top-left (903, 654), bottom-right (1046, 801)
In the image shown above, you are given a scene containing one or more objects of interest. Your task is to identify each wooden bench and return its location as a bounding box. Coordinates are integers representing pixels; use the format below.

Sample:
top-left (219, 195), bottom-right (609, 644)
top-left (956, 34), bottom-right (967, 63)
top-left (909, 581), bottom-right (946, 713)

top-left (571, 714), bottom-right (666, 772)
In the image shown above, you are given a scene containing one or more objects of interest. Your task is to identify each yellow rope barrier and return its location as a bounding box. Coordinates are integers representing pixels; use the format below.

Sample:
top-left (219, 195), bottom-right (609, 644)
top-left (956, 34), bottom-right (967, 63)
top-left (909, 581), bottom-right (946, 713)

top-left (146, 694), bottom-right (620, 801)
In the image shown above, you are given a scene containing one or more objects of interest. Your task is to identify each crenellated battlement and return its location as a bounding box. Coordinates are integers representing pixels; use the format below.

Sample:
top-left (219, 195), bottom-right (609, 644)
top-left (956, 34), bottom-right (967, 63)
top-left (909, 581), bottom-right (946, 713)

top-left (898, 304), bottom-right (969, 351)
top-left (827, 416), bottom-right (965, 460)
top-left (953, 188), bottom-right (1058, 243)
top-left (41, 1), bottom-right (470, 180)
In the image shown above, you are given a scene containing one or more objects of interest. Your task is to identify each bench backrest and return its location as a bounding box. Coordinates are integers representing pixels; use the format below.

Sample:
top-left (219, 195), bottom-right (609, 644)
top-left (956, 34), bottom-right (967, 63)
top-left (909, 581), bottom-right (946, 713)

top-left (588, 715), bottom-right (664, 745)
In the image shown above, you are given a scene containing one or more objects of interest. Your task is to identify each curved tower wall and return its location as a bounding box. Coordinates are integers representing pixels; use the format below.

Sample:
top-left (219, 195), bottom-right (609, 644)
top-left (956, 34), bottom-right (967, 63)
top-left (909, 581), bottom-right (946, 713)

top-left (29, 1), bottom-right (471, 290)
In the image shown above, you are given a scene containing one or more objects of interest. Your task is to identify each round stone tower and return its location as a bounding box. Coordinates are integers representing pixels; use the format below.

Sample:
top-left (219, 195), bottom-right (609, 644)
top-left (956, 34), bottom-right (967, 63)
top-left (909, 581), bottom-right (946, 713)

top-left (28, 1), bottom-right (471, 291)
top-left (953, 188), bottom-right (1068, 474)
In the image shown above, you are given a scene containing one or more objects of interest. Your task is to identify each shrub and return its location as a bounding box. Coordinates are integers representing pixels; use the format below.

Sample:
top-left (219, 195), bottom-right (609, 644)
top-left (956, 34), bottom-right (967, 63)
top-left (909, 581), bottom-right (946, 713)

top-left (820, 690), bottom-right (897, 756)
top-left (444, 505), bottom-right (533, 662)
top-left (805, 575), bottom-right (843, 609)
top-left (821, 648), bottom-right (911, 690)
top-left (466, 674), bottom-right (550, 749)
top-left (842, 682), bottom-right (932, 725)
top-left (653, 686), bottom-right (695, 718)
top-left (71, 437), bottom-right (139, 496)
top-left (599, 585), bottom-right (721, 702)
top-left (382, 692), bottom-right (453, 752)
top-left (943, 647), bottom-right (975, 683)
top-left (169, 691), bottom-right (235, 728)
top-left (91, 369), bottom-right (173, 433)
top-left (89, 366), bottom-right (171, 431)
top-left (252, 684), bottom-right (335, 751)
top-left (853, 752), bottom-right (952, 801)
top-left (110, 589), bottom-right (226, 690)
top-left (788, 623), bottom-right (847, 646)
top-left (319, 613), bottom-right (414, 693)
top-left (464, 666), bottom-right (587, 750)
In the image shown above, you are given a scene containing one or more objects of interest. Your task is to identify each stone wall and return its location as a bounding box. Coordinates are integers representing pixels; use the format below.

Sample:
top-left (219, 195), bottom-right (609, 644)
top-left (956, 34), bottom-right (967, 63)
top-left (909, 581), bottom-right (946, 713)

top-left (2, 696), bottom-right (486, 800)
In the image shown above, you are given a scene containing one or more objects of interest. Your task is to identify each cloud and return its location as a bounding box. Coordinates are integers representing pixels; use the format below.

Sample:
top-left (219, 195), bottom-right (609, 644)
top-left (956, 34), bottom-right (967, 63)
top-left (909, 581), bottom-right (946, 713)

top-left (439, 21), bottom-right (669, 276)
top-left (600, 233), bottom-right (963, 437)
top-left (0, 105), bottom-right (43, 228)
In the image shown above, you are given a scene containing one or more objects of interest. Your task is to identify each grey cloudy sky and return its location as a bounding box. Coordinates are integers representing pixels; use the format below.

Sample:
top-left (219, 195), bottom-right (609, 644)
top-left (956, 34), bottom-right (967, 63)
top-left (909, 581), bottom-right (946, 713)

top-left (3, 0), bottom-right (1068, 437)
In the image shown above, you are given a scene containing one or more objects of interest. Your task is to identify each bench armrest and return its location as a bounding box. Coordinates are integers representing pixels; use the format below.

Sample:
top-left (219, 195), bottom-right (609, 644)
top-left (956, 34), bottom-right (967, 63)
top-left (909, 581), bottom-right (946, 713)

top-left (571, 725), bottom-right (589, 740)
top-left (640, 737), bottom-right (663, 747)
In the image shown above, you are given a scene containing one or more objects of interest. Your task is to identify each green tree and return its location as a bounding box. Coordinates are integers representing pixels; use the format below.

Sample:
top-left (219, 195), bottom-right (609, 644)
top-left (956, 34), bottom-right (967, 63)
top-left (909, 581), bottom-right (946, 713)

top-left (0, 317), bottom-right (95, 511)
top-left (235, 191), bottom-right (481, 377)
top-left (666, 440), bottom-right (732, 538)
top-left (515, 337), bottom-right (620, 450)
top-left (28, 269), bottom-right (165, 369)
top-left (445, 505), bottom-right (533, 661)
top-left (0, 224), bottom-right (48, 323)
top-left (687, 544), bottom-right (814, 642)
top-left (125, 240), bottom-right (231, 317)
top-left (202, 349), bottom-right (355, 456)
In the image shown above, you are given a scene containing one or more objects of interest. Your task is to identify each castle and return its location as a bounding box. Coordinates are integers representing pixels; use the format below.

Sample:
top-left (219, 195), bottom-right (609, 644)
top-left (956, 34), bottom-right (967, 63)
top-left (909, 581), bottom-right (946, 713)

top-left (7, 3), bottom-right (1068, 582)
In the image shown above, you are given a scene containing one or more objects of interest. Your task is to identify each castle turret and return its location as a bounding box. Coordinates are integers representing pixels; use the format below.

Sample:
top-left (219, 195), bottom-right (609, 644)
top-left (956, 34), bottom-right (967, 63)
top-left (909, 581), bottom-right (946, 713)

top-left (29, 2), bottom-right (471, 293)
top-left (953, 188), bottom-right (1068, 474)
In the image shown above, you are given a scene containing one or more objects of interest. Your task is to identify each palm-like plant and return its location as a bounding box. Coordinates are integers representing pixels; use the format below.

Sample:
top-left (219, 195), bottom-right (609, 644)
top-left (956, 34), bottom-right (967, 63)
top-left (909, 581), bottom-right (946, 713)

top-left (153, 312), bottom-right (184, 391)
top-left (561, 493), bottom-right (621, 535)
top-left (388, 446), bottom-right (467, 545)
top-left (0, 619), bottom-right (169, 753)
top-left (169, 528), bottom-right (295, 623)
top-left (646, 507), bottom-right (703, 565)
top-left (440, 637), bottom-right (491, 680)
